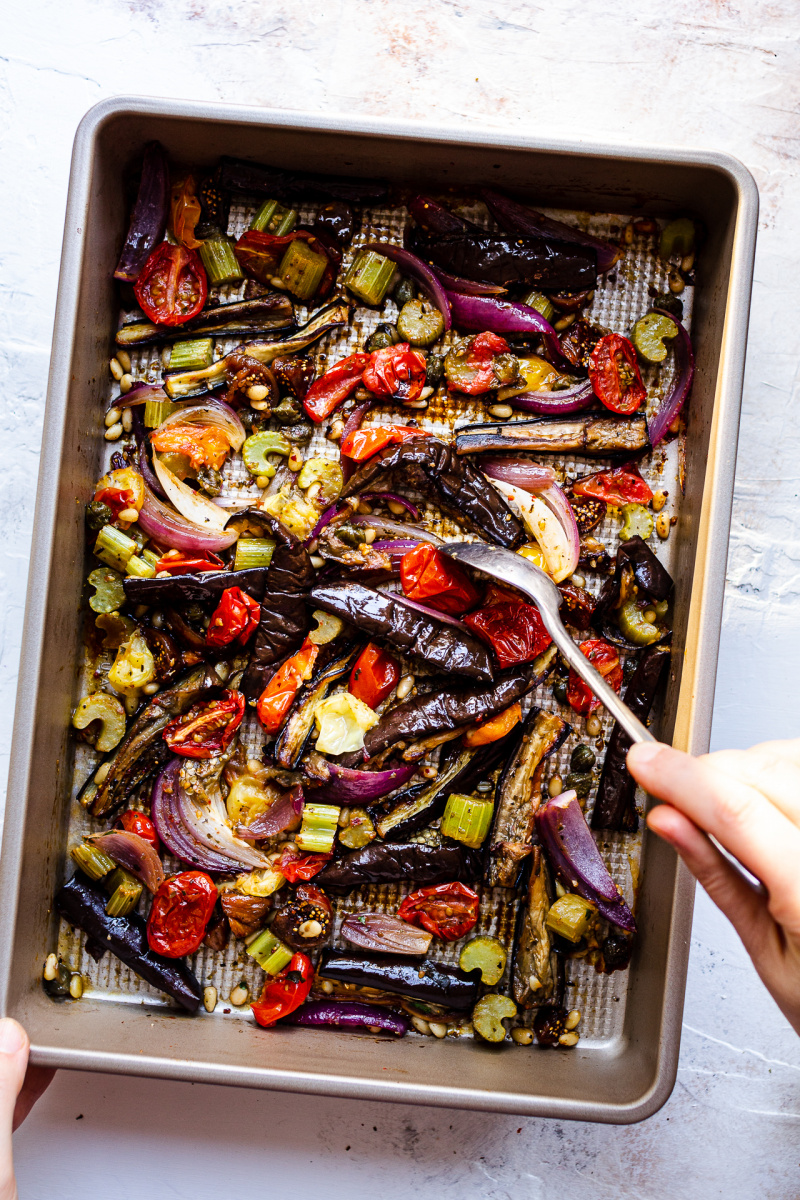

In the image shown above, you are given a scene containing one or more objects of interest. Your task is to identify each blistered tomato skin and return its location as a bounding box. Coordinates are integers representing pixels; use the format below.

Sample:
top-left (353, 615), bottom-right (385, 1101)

top-left (147, 871), bottom-right (217, 958)
top-left (134, 243), bottom-right (207, 326)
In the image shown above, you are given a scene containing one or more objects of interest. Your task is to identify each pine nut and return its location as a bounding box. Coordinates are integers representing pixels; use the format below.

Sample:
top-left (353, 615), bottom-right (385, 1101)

top-left (338, 808), bottom-right (351, 827)
top-left (117, 507), bottom-right (138, 523)
top-left (411, 1016), bottom-right (431, 1035)
top-left (119, 374), bottom-right (134, 395)
top-left (570, 573), bottom-right (586, 588)
top-left (656, 512), bottom-right (670, 540)
top-left (357, 501), bottom-right (372, 514)
top-left (354, 387), bottom-right (372, 401)
top-left (44, 953), bottom-right (59, 982)
top-left (623, 223), bottom-right (634, 245)
top-left (681, 252), bottom-right (695, 273)
top-left (420, 765), bottom-right (438, 780)
top-left (310, 554), bottom-right (325, 569)
top-left (387, 499), bottom-right (406, 516)
top-left (115, 349), bottom-right (131, 373)
top-left (104, 422), bottom-right (123, 441)
top-left (250, 397), bottom-right (271, 412)
top-left (559, 1031), bottom-right (580, 1046)
top-left (94, 762), bottom-right (112, 785)
top-left (105, 407), bottom-right (122, 427)
top-left (548, 774), bottom-right (563, 797)
top-left (643, 609), bottom-right (657, 624)
top-left (586, 714), bottom-right (602, 737)
top-left (142, 682), bottom-right (160, 695)
top-left (511, 1027), bottom-right (533, 1045)
top-left (565, 1009), bottom-right (581, 1030)
top-left (134, 605), bottom-right (149, 619)
top-left (69, 974), bottom-right (84, 1000)
top-left (288, 448), bottom-right (303, 472)
top-left (248, 384), bottom-right (270, 403)
top-left (203, 985), bottom-right (218, 1013)
top-left (328, 420), bottom-right (344, 442)
top-left (554, 314), bottom-right (576, 332)
top-left (488, 404), bottom-right (513, 419)
top-left (320, 979), bottom-right (334, 994)
top-left (230, 982), bottom-right (249, 1006)
top-left (298, 919), bottom-right (323, 939)
top-left (528, 975), bottom-right (543, 991)
top-left (109, 357), bottom-right (124, 380)
top-left (668, 271), bottom-right (685, 295)
top-left (396, 675), bottom-right (414, 700)
top-left (404, 399), bottom-right (428, 409)
top-left (429, 1021), bottom-right (447, 1039)
top-left (121, 407), bottom-right (133, 432)
top-left (151, 611), bottom-right (164, 628)
top-left (419, 386), bottom-right (434, 400)
top-left (364, 528), bottom-right (376, 544)
top-left (651, 489), bottom-right (668, 512)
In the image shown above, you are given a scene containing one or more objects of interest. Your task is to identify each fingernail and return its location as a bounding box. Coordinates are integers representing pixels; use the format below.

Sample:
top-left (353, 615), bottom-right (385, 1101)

top-left (628, 741), bottom-right (662, 766)
top-left (0, 1019), bottom-right (25, 1055)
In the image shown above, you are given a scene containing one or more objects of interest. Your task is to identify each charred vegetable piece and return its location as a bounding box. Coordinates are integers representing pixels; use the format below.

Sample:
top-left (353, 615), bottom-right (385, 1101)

top-left (220, 892), bottom-right (272, 939)
top-left (566, 492), bottom-right (606, 536)
top-left (270, 886), bottom-right (332, 952)
top-left (274, 645), bottom-right (359, 769)
top-left (285, 1000), bottom-right (408, 1035)
top-left (247, 928), bottom-right (294, 974)
top-left (116, 296), bottom-right (293, 345)
top-left (361, 659), bottom-right (551, 759)
top-left (512, 850), bottom-right (563, 1009)
top-left (440, 793), bottom-right (493, 849)
top-left (454, 414), bottom-right (650, 458)
top-left (472, 994), bottom-right (517, 1043)
top-left (341, 912), bottom-right (432, 957)
top-left (600, 931), bottom-right (635, 974)
top-left (376, 751), bottom-right (471, 842)
top-left (409, 229), bottom-right (597, 291)
top-left (618, 504), bottom-right (654, 542)
top-left (459, 936), bottom-right (507, 986)
top-left (72, 693), bottom-right (127, 753)
top-left (485, 708), bottom-right (569, 887)
top-left (591, 644), bottom-right (670, 831)
top-left (397, 298), bottom-right (446, 347)
top-left (338, 807), bottom-right (376, 849)
top-left (296, 803), bottom-right (341, 855)
top-left (310, 581), bottom-right (494, 682)
top-left (345, 249), bottom-right (395, 306)
top-left (217, 157), bottom-right (388, 204)
top-left (124, 566), bottom-right (269, 607)
top-left (318, 949), bottom-right (481, 1012)
top-left (342, 437), bottom-right (524, 549)
top-left (557, 583), bottom-right (596, 632)
top-left (54, 873), bottom-right (201, 1012)
top-left (314, 201), bottom-right (355, 245)
top-left (545, 894), bottom-right (595, 942)
top-left (632, 312), bottom-right (678, 364)
top-left (316, 841), bottom-right (482, 892)
top-left (533, 1004), bottom-right (568, 1046)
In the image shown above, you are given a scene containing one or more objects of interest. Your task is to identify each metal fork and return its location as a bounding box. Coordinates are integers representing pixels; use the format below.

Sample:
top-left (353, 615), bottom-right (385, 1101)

top-left (444, 542), bottom-right (765, 895)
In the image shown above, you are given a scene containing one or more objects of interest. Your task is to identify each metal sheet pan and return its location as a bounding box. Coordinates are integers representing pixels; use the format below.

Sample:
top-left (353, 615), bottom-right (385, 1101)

top-left (0, 96), bottom-right (758, 1122)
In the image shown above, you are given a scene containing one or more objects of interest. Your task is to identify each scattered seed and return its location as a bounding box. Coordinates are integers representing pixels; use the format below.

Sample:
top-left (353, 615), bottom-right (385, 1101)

top-left (43, 953), bottom-right (58, 982)
top-left (69, 974), bottom-right (84, 1000)
top-left (250, 397), bottom-right (271, 412)
top-left (656, 512), bottom-right (670, 540)
top-left (121, 407), bottom-right (133, 432)
top-left (511, 1027), bottom-right (534, 1045)
top-left (404, 398), bottom-right (428, 409)
top-left (109, 357), bottom-right (124, 381)
top-left (363, 528), bottom-right (376, 544)
top-left (230, 983), bottom-right (249, 1007)
top-left (119, 374), bottom-right (134, 396)
top-left (681, 252), bottom-right (695, 274)
top-left (288, 448), bottom-right (303, 472)
top-left (387, 499), bottom-right (406, 516)
top-left (488, 404), bottom-right (513, 419)
top-left (429, 1022), bottom-right (447, 1039)
top-left (353, 386), bottom-right (373, 401)
top-left (142, 682), bottom-right (160, 695)
top-left (320, 979), bottom-right (334, 994)
top-left (247, 384), bottom-right (269, 403)
top-left (357, 501), bottom-right (372, 514)
top-left (554, 314), bottom-right (576, 332)
top-left (570, 573), bottom-right (586, 588)
top-left (94, 762), bottom-right (112, 785)
top-left (623, 223), bottom-right (634, 246)
top-left (328, 420), bottom-right (344, 442)
top-left (643, 608), bottom-right (657, 624)
top-left (298, 919), bottom-right (323, 939)
top-left (115, 349), bottom-right (132, 373)
top-left (310, 554), bottom-right (325, 569)
top-left (411, 1016), bottom-right (431, 1036)
top-left (668, 271), bottom-right (685, 295)
top-left (586, 714), bottom-right (602, 737)
top-left (420, 765), bottom-right (438, 780)
top-left (419, 386), bottom-right (434, 400)
top-left (396, 675), bottom-right (415, 700)
top-left (338, 808), bottom-right (351, 828)
top-left (528, 975), bottom-right (543, 991)
top-left (256, 475), bottom-right (269, 490)
top-left (104, 407), bottom-right (122, 427)
top-left (548, 774), bottom-right (563, 798)
top-left (104, 422), bottom-right (123, 441)
top-left (203, 986), bottom-right (218, 1013)
top-left (651, 489), bottom-right (668, 513)
top-left (565, 1009), bottom-right (581, 1030)
top-left (559, 1031), bottom-right (580, 1046)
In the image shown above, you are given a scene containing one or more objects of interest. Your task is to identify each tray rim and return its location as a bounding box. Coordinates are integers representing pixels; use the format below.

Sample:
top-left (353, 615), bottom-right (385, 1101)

top-left (0, 93), bottom-right (759, 1123)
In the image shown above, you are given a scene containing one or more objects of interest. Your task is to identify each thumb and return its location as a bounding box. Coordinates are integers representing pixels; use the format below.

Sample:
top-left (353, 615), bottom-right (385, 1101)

top-left (0, 1019), bottom-right (29, 1200)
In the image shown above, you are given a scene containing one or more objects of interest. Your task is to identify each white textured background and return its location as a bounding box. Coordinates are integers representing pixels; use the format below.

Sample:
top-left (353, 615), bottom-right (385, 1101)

top-left (3, 2), bottom-right (800, 1197)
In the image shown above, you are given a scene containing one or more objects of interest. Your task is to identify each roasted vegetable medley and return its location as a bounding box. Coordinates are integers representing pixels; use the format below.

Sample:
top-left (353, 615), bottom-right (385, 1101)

top-left (51, 142), bottom-right (696, 1047)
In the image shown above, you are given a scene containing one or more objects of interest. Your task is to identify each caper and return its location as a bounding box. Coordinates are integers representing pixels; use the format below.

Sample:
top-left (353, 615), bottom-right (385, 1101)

top-left (43, 959), bottom-right (71, 999)
top-left (651, 291), bottom-right (684, 319)
top-left (272, 398), bottom-right (301, 424)
top-left (196, 466), bottom-right (222, 497)
top-left (337, 524), bottom-right (365, 548)
top-left (393, 276), bottom-right (416, 307)
top-left (552, 678), bottom-right (568, 704)
top-left (564, 772), bottom-right (593, 800)
top-left (425, 353), bottom-right (444, 388)
top-left (86, 500), bottom-right (113, 532)
top-left (397, 299), bottom-right (446, 348)
top-left (283, 420), bottom-right (314, 445)
top-left (365, 323), bottom-right (399, 353)
top-left (570, 743), bottom-right (596, 773)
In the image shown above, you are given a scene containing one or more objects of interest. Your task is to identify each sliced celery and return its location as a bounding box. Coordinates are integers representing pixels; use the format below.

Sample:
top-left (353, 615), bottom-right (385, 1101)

top-left (106, 877), bottom-right (143, 917)
top-left (144, 398), bottom-right (176, 428)
top-left (251, 198), bottom-right (297, 236)
top-left (126, 554), bottom-right (156, 578)
top-left (440, 793), bottom-right (494, 849)
top-left (169, 338), bottom-right (214, 372)
top-left (70, 843), bottom-right (115, 881)
top-left (199, 234), bottom-right (244, 286)
top-left (521, 290), bottom-right (555, 323)
top-left (246, 928), bottom-right (293, 975)
top-left (234, 538), bottom-right (275, 570)
top-left (344, 250), bottom-right (395, 306)
top-left (94, 525), bottom-right (138, 572)
top-left (296, 802), bottom-right (341, 854)
top-left (242, 430), bottom-right (291, 475)
top-left (279, 240), bottom-right (327, 302)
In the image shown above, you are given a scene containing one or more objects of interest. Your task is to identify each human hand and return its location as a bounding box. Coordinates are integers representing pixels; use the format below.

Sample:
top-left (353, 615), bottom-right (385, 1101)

top-left (627, 738), bottom-right (800, 1036)
top-left (0, 1019), bottom-right (54, 1200)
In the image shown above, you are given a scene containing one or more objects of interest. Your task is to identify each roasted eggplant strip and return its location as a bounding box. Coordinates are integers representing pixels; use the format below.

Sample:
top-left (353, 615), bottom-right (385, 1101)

top-left (409, 230), bottom-right (597, 292)
top-left (310, 581), bottom-right (495, 682)
top-left (455, 414), bottom-right (650, 458)
top-left (55, 873), bottom-right (202, 1012)
top-left (318, 950), bottom-right (481, 1012)
top-left (218, 157), bottom-right (389, 203)
top-left (342, 437), bottom-right (524, 548)
top-left (88, 666), bottom-right (223, 817)
top-left (164, 302), bottom-right (349, 400)
top-left (591, 645), bottom-right (670, 831)
top-left (484, 709), bottom-right (569, 887)
top-left (116, 295), bottom-right (295, 347)
top-left (361, 648), bottom-right (555, 759)
top-left (316, 841), bottom-right (481, 891)
top-left (512, 848), bottom-right (563, 1009)
top-left (124, 567), bottom-right (270, 608)
top-left (274, 644), bottom-right (359, 768)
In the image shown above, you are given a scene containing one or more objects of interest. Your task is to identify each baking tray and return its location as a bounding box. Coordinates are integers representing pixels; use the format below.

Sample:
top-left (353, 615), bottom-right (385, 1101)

top-left (0, 96), bottom-right (757, 1122)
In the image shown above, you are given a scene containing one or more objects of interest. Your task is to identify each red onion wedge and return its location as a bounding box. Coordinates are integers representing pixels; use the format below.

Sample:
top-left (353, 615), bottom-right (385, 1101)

top-left (359, 492), bottom-right (420, 520)
top-left (445, 290), bottom-right (566, 366)
top-left (109, 382), bottom-right (169, 411)
top-left (236, 786), bottom-right (304, 841)
top-left (307, 762), bottom-right (417, 803)
top-left (138, 482), bottom-right (239, 554)
top-left (361, 242), bottom-right (451, 331)
top-left (431, 267), bottom-right (507, 297)
top-left (539, 481), bottom-right (581, 580)
top-left (481, 457), bottom-right (556, 491)
top-left (646, 313), bottom-right (695, 448)
top-left (371, 539), bottom-right (423, 558)
top-left (482, 188), bottom-right (620, 275)
top-left (308, 502), bottom-right (344, 543)
top-left (285, 1000), bottom-right (409, 1036)
top-left (505, 378), bottom-right (594, 416)
top-left (88, 830), bottom-right (165, 894)
top-left (351, 515), bottom-right (443, 545)
top-left (114, 142), bottom-right (170, 282)
top-left (535, 790), bottom-right (636, 931)
top-left (341, 912), bottom-right (432, 956)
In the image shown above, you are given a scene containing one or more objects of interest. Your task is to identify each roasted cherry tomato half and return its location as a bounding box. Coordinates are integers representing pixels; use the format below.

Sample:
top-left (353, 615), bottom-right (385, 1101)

top-left (169, 175), bottom-right (203, 249)
top-left (134, 242), bottom-right (207, 327)
top-left (463, 585), bottom-right (552, 668)
top-left (94, 467), bottom-right (145, 521)
top-left (340, 424), bottom-right (423, 462)
top-left (275, 845), bottom-right (332, 883)
top-left (397, 882), bottom-right (480, 942)
top-left (566, 638), bottom-right (623, 716)
top-left (256, 639), bottom-right (319, 734)
top-left (163, 690), bottom-right (245, 759)
top-left (153, 550), bottom-right (225, 575)
top-left (571, 463), bottom-right (653, 507)
top-left (150, 423), bottom-right (232, 471)
top-left (462, 702), bottom-right (522, 748)
top-left (118, 809), bottom-right (160, 851)
top-left (349, 642), bottom-right (400, 709)
top-left (444, 332), bottom-right (517, 395)
top-left (362, 343), bottom-right (427, 403)
top-left (205, 587), bottom-right (261, 649)
top-left (251, 952), bottom-right (314, 1027)
top-left (588, 334), bottom-right (646, 414)
top-left (147, 871), bottom-right (217, 958)
top-left (400, 543), bottom-right (480, 617)
top-left (303, 352), bottom-right (371, 424)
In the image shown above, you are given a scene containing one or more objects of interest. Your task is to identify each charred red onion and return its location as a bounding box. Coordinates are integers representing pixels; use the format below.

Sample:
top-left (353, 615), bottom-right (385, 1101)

top-left (307, 762), bottom-right (417, 803)
top-left (88, 830), bottom-right (165, 893)
top-left (539, 481), bottom-right (581, 580)
top-left (445, 290), bottom-right (566, 365)
top-left (431, 267), bottom-right (507, 296)
top-left (351, 515), bottom-right (443, 545)
top-left (646, 312), bottom-right (695, 448)
top-left (341, 912), bottom-right (432, 956)
top-left (235, 786), bottom-right (305, 841)
top-left (506, 378), bottom-right (594, 415)
top-left (481, 457), bottom-right (556, 491)
top-left (138, 482), bottom-right (239, 554)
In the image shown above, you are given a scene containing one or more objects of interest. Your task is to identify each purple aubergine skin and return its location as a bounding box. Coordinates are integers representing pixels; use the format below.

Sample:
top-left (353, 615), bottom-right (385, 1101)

top-left (285, 1000), bottom-right (409, 1036)
top-left (114, 141), bottom-right (170, 282)
top-left (535, 789), bottom-right (637, 932)
top-left (481, 188), bottom-right (619, 275)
